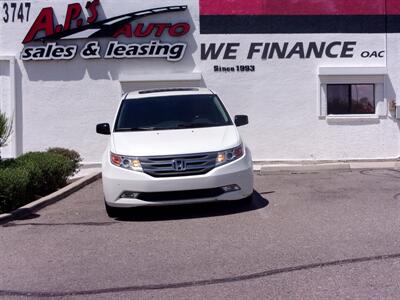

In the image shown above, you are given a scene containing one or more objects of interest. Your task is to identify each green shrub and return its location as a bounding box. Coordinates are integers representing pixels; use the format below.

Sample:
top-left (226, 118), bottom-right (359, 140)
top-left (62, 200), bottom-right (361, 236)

top-left (47, 147), bottom-right (82, 175)
top-left (0, 158), bottom-right (16, 169)
top-left (0, 149), bottom-right (81, 214)
top-left (0, 167), bottom-right (31, 214)
top-left (15, 154), bottom-right (46, 196)
top-left (16, 152), bottom-right (73, 196)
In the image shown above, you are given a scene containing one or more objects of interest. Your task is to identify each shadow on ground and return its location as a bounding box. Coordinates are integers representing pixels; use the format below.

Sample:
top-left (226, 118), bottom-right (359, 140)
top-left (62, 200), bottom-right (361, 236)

top-left (115, 191), bottom-right (269, 222)
top-left (13, 212), bottom-right (41, 220)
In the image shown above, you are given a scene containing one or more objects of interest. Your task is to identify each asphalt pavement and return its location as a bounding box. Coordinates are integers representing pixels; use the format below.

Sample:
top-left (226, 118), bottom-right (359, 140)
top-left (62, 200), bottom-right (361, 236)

top-left (1, 169), bottom-right (400, 299)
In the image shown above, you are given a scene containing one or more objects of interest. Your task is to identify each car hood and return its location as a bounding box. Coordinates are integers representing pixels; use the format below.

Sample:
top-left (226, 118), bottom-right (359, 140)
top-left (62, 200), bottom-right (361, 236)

top-left (111, 125), bottom-right (241, 157)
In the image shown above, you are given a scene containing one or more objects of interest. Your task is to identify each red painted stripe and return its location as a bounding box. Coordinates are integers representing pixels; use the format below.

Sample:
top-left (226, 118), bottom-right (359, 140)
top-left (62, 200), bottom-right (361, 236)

top-left (200, 0), bottom-right (386, 16)
top-left (387, 0), bottom-right (400, 14)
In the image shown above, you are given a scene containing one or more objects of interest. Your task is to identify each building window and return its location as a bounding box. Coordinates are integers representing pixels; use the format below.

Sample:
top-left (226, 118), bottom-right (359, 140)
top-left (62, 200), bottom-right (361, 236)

top-left (327, 84), bottom-right (375, 115)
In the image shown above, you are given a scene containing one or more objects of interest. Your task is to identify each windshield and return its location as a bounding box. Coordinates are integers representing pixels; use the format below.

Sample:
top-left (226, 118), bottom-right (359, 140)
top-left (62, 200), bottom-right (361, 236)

top-left (114, 94), bottom-right (233, 132)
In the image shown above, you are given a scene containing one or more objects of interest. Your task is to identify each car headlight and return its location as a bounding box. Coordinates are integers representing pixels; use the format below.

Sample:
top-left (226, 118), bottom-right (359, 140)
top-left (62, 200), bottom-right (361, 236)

top-left (110, 152), bottom-right (143, 172)
top-left (216, 144), bottom-right (244, 166)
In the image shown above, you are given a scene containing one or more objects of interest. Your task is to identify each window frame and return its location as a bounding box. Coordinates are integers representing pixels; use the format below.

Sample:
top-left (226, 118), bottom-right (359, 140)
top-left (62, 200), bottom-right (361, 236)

top-left (318, 73), bottom-right (386, 120)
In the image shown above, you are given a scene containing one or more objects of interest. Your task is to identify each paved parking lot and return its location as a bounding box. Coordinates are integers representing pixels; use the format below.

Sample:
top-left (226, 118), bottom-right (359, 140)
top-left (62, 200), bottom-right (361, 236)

top-left (1, 169), bottom-right (400, 299)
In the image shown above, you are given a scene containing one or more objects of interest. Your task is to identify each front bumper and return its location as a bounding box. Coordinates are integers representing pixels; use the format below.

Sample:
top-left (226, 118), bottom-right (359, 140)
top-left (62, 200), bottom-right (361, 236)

top-left (102, 149), bottom-right (253, 207)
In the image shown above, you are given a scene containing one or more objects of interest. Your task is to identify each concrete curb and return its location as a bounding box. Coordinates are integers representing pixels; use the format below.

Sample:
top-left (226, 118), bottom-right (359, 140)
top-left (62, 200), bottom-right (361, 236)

top-left (260, 163), bottom-right (350, 174)
top-left (0, 171), bottom-right (102, 225)
top-left (260, 161), bottom-right (400, 175)
top-left (349, 161), bottom-right (400, 170)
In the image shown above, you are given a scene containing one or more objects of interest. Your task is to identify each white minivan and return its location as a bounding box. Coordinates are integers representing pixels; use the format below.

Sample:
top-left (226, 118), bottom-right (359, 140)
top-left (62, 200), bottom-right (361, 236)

top-left (96, 88), bottom-right (253, 217)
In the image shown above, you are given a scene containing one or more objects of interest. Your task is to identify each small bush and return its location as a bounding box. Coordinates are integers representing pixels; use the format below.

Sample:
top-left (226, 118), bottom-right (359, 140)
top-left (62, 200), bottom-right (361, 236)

top-left (0, 149), bottom-right (81, 214)
top-left (47, 147), bottom-right (82, 175)
top-left (14, 154), bottom-right (45, 196)
top-left (0, 158), bottom-right (16, 169)
top-left (0, 167), bottom-right (31, 214)
top-left (16, 152), bottom-right (72, 196)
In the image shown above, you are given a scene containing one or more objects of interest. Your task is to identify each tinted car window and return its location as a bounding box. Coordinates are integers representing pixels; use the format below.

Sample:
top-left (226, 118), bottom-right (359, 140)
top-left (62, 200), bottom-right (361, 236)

top-left (115, 94), bottom-right (232, 131)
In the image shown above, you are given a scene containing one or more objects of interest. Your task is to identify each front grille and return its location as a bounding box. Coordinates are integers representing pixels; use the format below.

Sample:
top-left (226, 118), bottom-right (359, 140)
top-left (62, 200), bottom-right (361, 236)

top-left (140, 152), bottom-right (218, 177)
top-left (136, 187), bottom-right (224, 201)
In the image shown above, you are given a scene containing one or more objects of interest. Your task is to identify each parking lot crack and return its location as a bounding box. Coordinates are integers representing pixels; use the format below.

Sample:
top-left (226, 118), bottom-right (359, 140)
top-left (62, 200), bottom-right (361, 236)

top-left (1, 252), bottom-right (400, 297)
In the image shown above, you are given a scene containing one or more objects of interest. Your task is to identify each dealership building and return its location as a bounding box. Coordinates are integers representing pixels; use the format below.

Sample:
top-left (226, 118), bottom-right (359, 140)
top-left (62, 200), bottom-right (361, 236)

top-left (1, 0), bottom-right (400, 164)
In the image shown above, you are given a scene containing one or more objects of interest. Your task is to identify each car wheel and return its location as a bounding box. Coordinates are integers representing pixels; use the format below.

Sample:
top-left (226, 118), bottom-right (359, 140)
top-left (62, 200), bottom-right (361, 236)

top-left (104, 200), bottom-right (120, 218)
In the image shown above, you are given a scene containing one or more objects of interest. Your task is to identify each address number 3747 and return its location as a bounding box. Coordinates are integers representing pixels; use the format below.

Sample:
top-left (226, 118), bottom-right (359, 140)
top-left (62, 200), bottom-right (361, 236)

top-left (2, 2), bottom-right (31, 23)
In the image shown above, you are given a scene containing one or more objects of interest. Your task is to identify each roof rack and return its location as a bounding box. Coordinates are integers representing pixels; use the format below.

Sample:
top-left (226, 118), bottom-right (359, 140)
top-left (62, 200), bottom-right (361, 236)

top-left (138, 88), bottom-right (200, 94)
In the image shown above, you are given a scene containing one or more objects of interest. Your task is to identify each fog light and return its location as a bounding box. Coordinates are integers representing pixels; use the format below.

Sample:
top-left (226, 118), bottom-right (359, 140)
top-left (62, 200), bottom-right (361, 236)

top-left (222, 184), bottom-right (241, 193)
top-left (120, 191), bottom-right (139, 198)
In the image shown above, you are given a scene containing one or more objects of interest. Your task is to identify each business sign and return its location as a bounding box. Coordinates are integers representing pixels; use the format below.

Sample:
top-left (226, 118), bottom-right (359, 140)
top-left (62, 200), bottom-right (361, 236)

top-left (199, 0), bottom-right (389, 73)
top-left (21, 0), bottom-right (190, 61)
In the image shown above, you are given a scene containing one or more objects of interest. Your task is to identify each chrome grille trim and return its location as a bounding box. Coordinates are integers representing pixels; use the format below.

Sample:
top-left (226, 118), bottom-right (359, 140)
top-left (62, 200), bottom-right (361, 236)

top-left (140, 152), bottom-right (218, 177)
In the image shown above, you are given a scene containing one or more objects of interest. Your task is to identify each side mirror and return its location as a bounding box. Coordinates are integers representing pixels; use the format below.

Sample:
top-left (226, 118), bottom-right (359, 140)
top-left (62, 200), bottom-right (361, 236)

top-left (96, 123), bottom-right (111, 135)
top-left (234, 115), bottom-right (249, 127)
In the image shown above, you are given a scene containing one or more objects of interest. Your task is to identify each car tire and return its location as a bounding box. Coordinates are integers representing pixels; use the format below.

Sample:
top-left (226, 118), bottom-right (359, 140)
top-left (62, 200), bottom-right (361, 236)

top-left (105, 200), bottom-right (120, 218)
